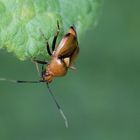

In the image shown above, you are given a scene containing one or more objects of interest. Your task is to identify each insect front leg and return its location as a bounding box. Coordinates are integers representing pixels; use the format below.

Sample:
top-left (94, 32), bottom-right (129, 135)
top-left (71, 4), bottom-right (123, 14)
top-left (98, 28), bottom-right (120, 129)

top-left (31, 59), bottom-right (47, 77)
top-left (33, 59), bottom-right (48, 65)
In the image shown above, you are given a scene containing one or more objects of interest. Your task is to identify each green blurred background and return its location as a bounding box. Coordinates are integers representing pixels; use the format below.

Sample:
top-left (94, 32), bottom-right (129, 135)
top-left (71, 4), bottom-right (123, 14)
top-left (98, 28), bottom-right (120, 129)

top-left (0, 0), bottom-right (140, 140)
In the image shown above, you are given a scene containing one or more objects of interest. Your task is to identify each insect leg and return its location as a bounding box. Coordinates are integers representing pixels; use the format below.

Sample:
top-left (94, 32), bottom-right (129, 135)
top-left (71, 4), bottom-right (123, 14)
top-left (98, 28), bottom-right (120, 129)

top-left (52, 20), bottom-right (60, 51)
top-left (39, 29), bottom-right (52, 56)
top-left (33, 59), bottom-right (48, 65)
top-left (46, 41), bottom-right (52, 56)
top-left (32, 59), bottom-right (47, 78)
top-left (34, 61), bottom-right (40, 77)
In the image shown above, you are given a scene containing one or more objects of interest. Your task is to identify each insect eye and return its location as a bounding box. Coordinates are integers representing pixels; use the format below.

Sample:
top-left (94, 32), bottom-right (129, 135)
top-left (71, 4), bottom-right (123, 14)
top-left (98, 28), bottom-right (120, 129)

top-left (44, 72), bottom-right (50, 77)
top-left (42, 70), bottom-right (46, 77)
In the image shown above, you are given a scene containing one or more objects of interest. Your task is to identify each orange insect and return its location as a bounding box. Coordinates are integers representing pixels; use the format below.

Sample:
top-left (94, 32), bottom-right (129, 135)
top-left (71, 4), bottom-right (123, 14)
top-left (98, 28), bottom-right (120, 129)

top-left (0, 21), bottom-right (79, 128)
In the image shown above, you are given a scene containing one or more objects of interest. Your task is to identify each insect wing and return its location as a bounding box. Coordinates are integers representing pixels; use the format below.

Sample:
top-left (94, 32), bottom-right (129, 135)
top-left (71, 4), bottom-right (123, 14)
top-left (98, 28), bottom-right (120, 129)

top-left (69, 46), bottom-right (80, 66)
top-left (55, 33), bottom-right (78, 58)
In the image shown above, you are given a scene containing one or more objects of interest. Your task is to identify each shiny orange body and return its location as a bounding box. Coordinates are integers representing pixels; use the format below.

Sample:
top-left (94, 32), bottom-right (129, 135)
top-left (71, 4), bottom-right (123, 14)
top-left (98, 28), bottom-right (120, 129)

top-left (43, 26), bottom-right (79, 83)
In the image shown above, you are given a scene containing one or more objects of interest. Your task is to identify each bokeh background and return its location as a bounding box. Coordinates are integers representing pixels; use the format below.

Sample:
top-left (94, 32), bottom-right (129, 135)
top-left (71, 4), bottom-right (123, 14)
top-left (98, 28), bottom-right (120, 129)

top-left (0, 0), bottom-right (140, 140)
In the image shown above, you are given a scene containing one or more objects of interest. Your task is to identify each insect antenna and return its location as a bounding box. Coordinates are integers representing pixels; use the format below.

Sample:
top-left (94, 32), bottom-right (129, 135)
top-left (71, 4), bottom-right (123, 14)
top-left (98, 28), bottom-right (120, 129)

top-left (46, 82), bottom-right (68, 128)
top-left (0, 78), bottom-right (43, 83)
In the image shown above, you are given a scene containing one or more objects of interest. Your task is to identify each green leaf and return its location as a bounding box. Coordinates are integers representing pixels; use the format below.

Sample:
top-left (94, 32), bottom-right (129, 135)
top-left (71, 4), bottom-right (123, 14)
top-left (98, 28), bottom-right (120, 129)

top-left (0, 0), bottom-right (102, 60)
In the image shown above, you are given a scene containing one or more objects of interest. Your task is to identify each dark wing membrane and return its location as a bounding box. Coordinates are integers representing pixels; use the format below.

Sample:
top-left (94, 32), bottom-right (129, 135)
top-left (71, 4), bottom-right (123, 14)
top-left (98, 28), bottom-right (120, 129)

top-left (69, 46), bottom-right (80, 66)
top-left (55, 33), bottom-right (78, 58)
